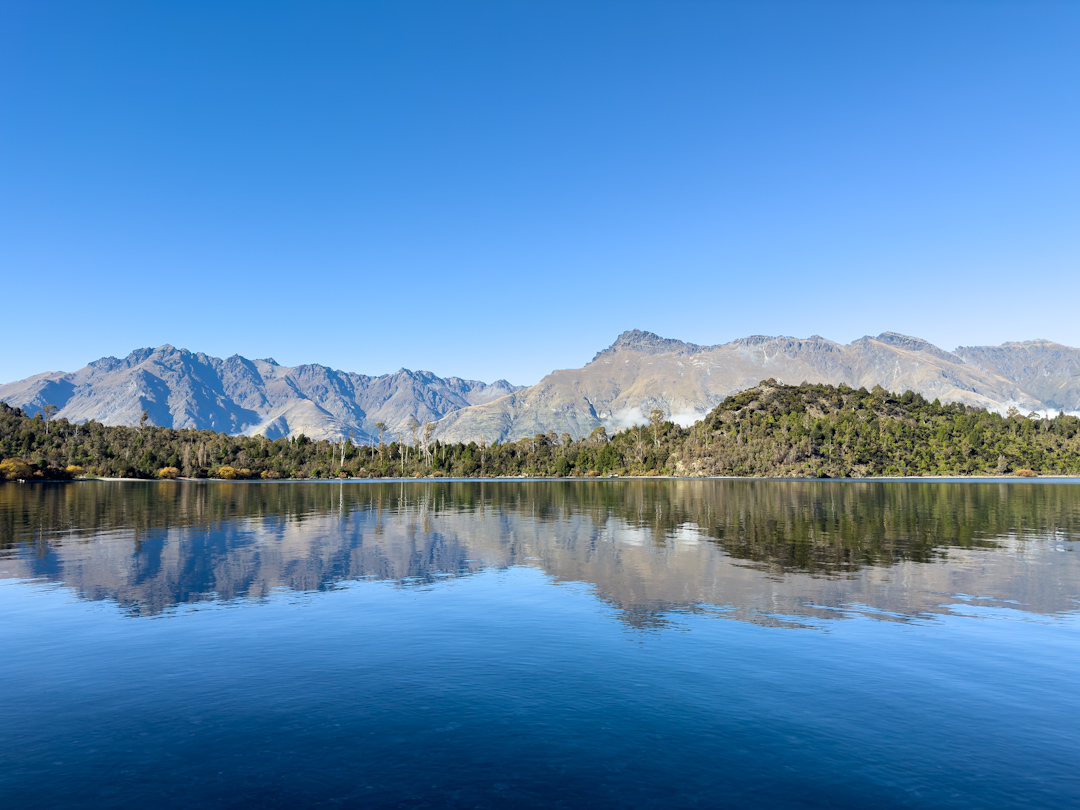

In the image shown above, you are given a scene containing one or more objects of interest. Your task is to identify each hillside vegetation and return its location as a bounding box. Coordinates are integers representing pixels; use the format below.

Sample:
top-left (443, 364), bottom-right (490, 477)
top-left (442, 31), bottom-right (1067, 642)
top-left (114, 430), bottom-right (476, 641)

top-left (2, 382), bottom-right (1079, 481)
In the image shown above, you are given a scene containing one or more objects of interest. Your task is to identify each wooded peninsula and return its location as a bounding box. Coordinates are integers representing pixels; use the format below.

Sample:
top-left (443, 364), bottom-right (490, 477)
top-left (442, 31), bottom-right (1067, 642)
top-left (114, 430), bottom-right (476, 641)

top-left (3, 382), bottom-right (1079, 481)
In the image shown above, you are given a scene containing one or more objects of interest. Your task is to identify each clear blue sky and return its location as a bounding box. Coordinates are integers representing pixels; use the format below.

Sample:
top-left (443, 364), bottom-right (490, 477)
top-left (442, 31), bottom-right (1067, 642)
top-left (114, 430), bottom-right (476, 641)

top-left (2, 1), bottom-right (1077, 386)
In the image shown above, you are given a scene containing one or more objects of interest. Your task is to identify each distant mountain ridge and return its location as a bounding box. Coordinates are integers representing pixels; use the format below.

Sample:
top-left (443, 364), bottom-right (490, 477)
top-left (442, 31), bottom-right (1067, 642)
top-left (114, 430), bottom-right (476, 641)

top-left (2, 331), bottom-right (1079, 442)
top-left (432, 330), bottom-right (1080, 442)
top-left (591, 328), bottom-right (706, 361)
top-left (0, 345), bottom-right (518, 442)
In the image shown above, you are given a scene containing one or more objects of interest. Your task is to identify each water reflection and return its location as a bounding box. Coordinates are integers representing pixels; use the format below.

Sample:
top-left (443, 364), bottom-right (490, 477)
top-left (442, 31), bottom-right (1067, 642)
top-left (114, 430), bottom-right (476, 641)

top-left (1, 480), bottom-right (1078, 625)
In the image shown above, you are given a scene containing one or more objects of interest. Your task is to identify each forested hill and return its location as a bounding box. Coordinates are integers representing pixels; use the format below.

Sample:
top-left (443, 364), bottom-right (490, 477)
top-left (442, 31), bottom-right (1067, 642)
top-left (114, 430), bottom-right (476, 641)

top-left (2, 382), bottom-right (1079, 481)
top-left (672, 382), bottom-right (1080, 478)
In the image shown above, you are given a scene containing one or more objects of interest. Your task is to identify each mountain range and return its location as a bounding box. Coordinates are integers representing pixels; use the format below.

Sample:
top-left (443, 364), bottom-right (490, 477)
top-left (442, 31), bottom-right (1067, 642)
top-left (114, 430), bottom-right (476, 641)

top-left (0, 346), bottom-right (518, 442)
top-left (2, 331), bottom-right (1079, 442)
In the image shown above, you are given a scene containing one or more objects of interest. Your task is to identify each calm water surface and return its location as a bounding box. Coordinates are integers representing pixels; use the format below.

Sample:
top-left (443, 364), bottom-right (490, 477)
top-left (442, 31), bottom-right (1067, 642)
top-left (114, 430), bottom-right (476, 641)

top-left (2, 480), bottom-right (1078, 809)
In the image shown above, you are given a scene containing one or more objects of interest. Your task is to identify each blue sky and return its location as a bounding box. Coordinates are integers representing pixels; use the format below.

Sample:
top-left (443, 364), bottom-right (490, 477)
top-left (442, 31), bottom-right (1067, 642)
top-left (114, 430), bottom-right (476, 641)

top-left (2, 1), bottom-right (1078, 386)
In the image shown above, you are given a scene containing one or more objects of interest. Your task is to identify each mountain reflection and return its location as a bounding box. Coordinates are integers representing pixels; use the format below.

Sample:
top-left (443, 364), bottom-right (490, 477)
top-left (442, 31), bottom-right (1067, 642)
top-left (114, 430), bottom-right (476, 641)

top-left (2, 480), bottom-right (1078, 626)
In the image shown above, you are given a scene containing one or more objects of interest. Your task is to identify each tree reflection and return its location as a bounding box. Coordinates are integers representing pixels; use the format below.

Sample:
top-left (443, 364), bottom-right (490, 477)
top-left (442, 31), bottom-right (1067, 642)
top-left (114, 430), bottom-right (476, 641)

top-left (1, 480), bottom-right (1077, 623)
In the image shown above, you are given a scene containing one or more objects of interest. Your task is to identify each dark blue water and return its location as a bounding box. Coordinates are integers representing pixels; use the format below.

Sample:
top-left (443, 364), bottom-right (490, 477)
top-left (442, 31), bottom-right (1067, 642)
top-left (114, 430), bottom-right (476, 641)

top-left (2, 480), bottom-right (1078, 808)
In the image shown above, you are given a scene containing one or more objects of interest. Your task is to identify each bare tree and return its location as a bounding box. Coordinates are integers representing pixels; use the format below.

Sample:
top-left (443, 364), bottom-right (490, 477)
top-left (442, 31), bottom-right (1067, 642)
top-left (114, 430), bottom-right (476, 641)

top-left (408, 417), bottom-right (421, 457)
top-left (649, 408), bottom-right (665, 449)
top-left (41, 404), bottom-right (58, 435)
top-left (423, 422), bottom-right (435, 467)
top-left (375, 422), bottom-right (387, 458)
top-left (339, 431), bottom-right (352, 468)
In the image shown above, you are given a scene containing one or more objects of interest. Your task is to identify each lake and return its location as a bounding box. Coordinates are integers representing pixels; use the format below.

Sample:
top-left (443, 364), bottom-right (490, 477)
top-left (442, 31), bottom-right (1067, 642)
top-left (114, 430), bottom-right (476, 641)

top-left (2, 479), bottom-right (1078, 809)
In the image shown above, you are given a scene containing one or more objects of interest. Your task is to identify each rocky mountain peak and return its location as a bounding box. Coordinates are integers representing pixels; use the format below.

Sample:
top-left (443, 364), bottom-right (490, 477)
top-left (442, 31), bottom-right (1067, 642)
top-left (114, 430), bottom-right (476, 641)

top-left (591, 330), bottom-right (702, 362)
top-left (0, 347), bottom-right (521, 442)
top-left (126, 347), bottom-right (157, 364)
top-left (863, 332), bottom-right (958, 363)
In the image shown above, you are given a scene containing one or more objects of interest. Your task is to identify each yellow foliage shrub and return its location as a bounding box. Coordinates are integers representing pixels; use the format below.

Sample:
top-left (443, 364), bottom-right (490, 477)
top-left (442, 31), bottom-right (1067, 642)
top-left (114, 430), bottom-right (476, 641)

top-left (0, 457), bottom-right (33, 480)
top-left (157, 467), bottom-right (181, 479)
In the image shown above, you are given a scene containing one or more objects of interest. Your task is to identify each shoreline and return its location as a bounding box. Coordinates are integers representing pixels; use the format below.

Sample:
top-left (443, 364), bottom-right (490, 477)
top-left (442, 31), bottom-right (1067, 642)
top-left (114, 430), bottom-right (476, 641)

top-left (17, 474), bottom-right (1080, 484)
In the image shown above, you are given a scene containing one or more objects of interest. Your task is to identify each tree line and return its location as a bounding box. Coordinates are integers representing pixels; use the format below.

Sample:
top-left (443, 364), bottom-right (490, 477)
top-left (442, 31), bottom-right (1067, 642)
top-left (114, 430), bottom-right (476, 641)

top-left (2, 381), bottom-right (1079, 481)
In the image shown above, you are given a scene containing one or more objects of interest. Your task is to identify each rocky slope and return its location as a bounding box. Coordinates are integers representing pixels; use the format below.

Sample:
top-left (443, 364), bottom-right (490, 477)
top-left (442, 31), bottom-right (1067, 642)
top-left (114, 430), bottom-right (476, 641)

top-left (953, 340), bottom-right (1080, 413)
top-left (0, 346), bottom-right (518, 442)
top-left (432, 330), bottom-right (1078, 442)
